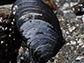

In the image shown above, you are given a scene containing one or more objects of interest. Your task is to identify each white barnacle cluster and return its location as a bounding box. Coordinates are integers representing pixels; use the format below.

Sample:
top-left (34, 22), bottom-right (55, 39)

top-left (13, 5), bottom-right (18, 15)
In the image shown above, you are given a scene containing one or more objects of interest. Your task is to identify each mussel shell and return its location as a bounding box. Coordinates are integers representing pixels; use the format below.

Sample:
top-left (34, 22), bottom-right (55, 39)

top-left (12, 0), bottom-right (65, 62)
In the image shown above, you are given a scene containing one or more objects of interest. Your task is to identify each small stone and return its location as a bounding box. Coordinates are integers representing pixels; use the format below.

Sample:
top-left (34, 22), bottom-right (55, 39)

top-left (66, 43), bottom-right (70, 45)
top-left (82, 15), bottom-right (84, 22)
top-left (54, 59), bottom-right (57, 63)
top-left (13, 19), bottom-right (15, 21)
top-left (55, 55), bottom-right (59, 59)
top-left (76, 46), bottom-right (79, 49)
top-left (9, 28), bottom-right (12, 31)
top-left (1, 41), bottom-right (4, 44)
top-left (74, 50), bottom-right (77, 54)
top-left (68, 26), bottom-right (76, 32)
top-left (11, 22), bottom-right (14, 25)
top-left (19, 46), bottom-right (24, 55)
top-left (77, 39), bottom-right (83, 44)
top-left (59, 60), bottom-right (62, 63)
top-left (64, 3), bottom-right (69, 8)
top-left (70, 2), bottom-right (78, 7)
top-left (9, 34), bottom-right (11, 37)
top-left (70, 41), bottom-right (76, 45)
top-left (66, 31), bottom-right (69, 34)
top-left (78, 51), bottom-right (81, 53)
top-left (79, 42), bottom-right (83, 46)
top-left (82, 45), bottom-right (84, 48)
top-left (5, 27), bottom-right (8, 30)
top-left (0, 26), bottom-right (2, 28)
top-left (76, 56), bottom-right (81, 61)
top-left (76, 56), bottom-right (84, 61)
top-left (76, 34), bottom-right (84, 39)
top-left (0, 17), bottom-right (3, 22)
top-left (6, 44), bottom-right (8, 46)
top-left (75, 24), bottom-right (79, 27)
top-left (2, 27), bottom-right (5, 31)
top-left (71, 47), bottom-right (74, 50)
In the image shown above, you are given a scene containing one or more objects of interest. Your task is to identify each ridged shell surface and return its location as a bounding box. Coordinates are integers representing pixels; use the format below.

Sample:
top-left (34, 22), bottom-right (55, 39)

top-left (12, 0), bottom-right (65, 62)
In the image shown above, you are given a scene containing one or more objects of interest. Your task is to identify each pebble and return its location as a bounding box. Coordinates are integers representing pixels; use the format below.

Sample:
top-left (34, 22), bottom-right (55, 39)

top-left (82, 15), bottom-right (84, 22)
top-left (79, 42), bottom-right (83, 46)
top-left (0, 17), bottom-right (3, 22)
top-left (1, 41), bottom-right (4, 44)
top-left (68, 26), bottom-right (76, 32)
top-left (76, 46), bottom-right (79, 49)
top-left (66, 43), bottom-right (70, 45)
top-left (76, 56), bottom-right (81, 61)
top-left (82, 45), bottom-right (84, 48)
top-left (70, 2), bottom-right (78, 7)
top-left (77, 39), bottom-right (83, 44)
top-left (76, 56), bottom-right (84, 61)
top-left (70, 41), bottom-right (76, 45)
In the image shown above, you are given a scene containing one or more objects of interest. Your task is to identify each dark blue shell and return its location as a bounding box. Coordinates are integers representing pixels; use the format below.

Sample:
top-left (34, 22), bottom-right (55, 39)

top-left (12, 0), bottom-right (65, 62)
